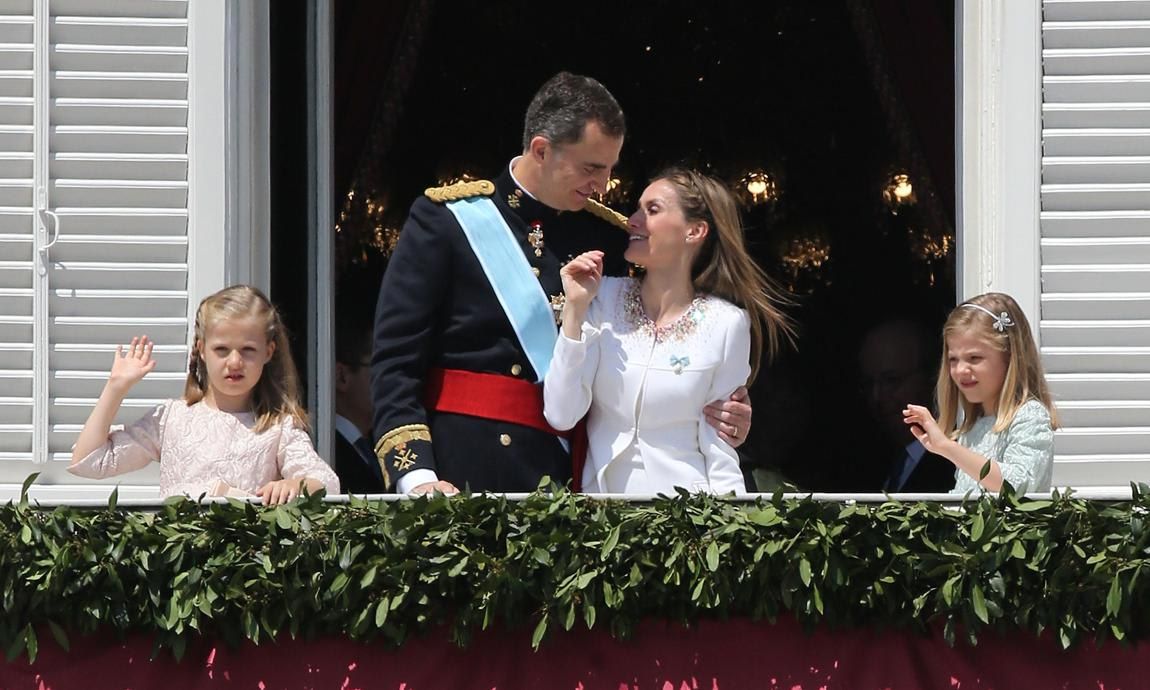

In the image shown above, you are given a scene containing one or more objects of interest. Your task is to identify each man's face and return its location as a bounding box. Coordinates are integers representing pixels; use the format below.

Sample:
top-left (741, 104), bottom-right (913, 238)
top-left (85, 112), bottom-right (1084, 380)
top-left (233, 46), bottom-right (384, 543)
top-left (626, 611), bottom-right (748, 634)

top-left (859, 324), bottom-right (933, 445)
top-left (535, 121), bottom-right (623, 212)
top-left (335, 355), bottom-right (373, 435)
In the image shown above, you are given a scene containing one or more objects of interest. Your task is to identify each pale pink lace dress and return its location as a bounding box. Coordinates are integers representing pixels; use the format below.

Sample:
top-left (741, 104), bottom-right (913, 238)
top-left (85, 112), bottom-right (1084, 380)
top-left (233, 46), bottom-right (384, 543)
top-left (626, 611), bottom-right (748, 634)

top-left (69, 399), bottom-right (340, 498)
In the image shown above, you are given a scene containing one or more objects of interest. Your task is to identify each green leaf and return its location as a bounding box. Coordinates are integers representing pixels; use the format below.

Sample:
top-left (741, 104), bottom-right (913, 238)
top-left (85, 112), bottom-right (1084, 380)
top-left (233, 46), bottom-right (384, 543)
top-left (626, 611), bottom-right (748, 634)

top-left (1106, 576), bottom-right (1123, 617)
top-left (5, 630), bottom-right (25, 662)
top-left (275, 507), bottom-right (292, 530)
top-left (747, 507), bottom-right (780, 526)
top-left (531, 615), bottom-right (548, 649)
top-left (971, 584), bottom-right (989, 624)
top-left (583, 602), bottom-right (597, 629)
top-left (361, 565), bottom-right (378, 588)
top-left (329, 572), bottom-right (350, 596)
top-left (601, 526), bottom-right (620, 560)
top-left (24, 625), bottom-right (37, 663)
top-left (978, 459), bottom-right (992, 481)
top-left (170, 634), bottom-right (186, 661)
top-left (799, 558), bottom-right (812, 587)
top-left (108, 486), bottom-right (119, 512)
top-left (47, 621), bottom-right (69, 652)
top-left (1010, 540), bottom-right (1026, 559)
top-left (375, 598), bottom-right (390, 626)
top-left (705, 542), bottom-right (720, 572)
top-left (19, 472), bottom-right (38, 507)
top-left (970, 514), bottom-right (985, 542)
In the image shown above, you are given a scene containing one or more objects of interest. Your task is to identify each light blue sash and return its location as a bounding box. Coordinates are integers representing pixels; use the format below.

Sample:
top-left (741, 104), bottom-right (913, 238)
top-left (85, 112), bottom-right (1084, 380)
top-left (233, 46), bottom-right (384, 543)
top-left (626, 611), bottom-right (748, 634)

top-left (446, 196), bottom-right (556, 381)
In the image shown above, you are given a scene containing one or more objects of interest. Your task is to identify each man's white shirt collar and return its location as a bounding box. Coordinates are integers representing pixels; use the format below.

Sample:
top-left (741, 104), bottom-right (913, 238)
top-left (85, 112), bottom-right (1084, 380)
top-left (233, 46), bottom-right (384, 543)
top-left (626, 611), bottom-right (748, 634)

top-left (334, 414), bottom-right (364, 446)
top-left (508, 156), bottom-right (539, 200)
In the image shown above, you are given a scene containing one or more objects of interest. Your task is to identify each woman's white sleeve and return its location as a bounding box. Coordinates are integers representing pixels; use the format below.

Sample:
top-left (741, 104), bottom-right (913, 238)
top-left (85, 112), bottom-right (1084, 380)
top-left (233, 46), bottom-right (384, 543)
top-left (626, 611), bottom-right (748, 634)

top-left (543, 298), bottom-right (603, 432)
top-left (698, 309), bottom-right (752, 495)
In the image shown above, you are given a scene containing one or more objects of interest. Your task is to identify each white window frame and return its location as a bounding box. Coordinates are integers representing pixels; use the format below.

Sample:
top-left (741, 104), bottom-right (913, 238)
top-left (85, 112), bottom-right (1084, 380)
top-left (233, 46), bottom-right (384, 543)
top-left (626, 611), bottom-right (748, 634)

top-left (958, 0), bottom-right (1044, 331)
top-left (186, 0), bottom-right (228, 318)
top-left (213, 0), bottom-right (335, 464)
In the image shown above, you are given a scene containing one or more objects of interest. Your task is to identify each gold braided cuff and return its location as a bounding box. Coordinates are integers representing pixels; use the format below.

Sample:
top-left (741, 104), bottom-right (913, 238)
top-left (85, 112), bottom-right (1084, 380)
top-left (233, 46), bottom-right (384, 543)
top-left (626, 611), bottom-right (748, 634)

top-left (375, 423), bottom-right (432, 460)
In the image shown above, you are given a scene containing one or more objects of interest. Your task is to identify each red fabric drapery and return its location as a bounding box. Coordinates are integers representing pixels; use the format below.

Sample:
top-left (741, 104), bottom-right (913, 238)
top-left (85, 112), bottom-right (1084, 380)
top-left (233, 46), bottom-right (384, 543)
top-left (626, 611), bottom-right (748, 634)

top-left (3, 616), bottom-right (1143, 689)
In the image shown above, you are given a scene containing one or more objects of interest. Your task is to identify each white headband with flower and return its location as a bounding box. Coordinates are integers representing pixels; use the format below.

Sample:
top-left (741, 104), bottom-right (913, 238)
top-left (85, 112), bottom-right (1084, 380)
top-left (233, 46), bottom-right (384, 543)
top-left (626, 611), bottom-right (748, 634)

top-left (962, 303), bottom-right (1014, 332)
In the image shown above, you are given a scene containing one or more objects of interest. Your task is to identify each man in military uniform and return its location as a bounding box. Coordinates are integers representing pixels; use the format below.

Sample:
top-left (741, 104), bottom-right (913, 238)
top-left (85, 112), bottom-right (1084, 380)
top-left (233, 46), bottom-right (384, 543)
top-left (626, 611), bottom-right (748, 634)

top-left (371, 72), bottom-right (751, 494)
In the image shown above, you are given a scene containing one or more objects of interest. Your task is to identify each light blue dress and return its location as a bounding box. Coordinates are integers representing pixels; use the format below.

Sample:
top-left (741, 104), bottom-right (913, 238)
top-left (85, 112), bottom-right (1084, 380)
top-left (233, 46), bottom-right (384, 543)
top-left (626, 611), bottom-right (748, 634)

top-left (950, 399), bottom-right (1055, 495)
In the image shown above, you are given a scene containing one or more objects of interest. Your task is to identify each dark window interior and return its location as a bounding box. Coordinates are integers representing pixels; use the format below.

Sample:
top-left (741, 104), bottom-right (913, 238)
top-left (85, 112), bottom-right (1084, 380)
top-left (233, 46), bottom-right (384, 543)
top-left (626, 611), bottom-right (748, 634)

top-left (272, 0), bottom-right (957, 491)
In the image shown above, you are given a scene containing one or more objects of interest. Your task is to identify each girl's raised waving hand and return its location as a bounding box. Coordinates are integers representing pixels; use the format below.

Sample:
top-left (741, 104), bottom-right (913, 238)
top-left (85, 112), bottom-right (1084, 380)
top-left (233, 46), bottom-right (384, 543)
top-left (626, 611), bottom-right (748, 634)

top-left (72, 335), bottom-right (156, 464)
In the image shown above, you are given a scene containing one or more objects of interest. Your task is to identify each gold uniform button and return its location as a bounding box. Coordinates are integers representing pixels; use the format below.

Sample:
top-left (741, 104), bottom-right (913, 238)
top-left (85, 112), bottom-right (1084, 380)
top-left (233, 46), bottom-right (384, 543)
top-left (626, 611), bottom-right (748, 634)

top-left (532, 267), bottom-right (541, 277)
top-left (511, 364), bottom-right (522, 376)
top-left (499, 433), bottom-right (512, 446)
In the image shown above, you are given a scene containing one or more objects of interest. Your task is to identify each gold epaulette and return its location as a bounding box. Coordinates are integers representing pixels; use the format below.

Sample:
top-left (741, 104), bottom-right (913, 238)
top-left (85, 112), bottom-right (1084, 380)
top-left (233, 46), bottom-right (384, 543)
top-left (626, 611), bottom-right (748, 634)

top-left (424, 180), bottom-right (495, 203)
top-left (584, 198), bottom-right (629, 231)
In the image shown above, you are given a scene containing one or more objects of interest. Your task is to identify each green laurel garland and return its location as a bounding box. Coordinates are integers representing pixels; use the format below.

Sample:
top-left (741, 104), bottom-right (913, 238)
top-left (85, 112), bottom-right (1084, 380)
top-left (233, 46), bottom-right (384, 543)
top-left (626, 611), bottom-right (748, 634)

top-left (1, 474), bottom-right (1148, 662)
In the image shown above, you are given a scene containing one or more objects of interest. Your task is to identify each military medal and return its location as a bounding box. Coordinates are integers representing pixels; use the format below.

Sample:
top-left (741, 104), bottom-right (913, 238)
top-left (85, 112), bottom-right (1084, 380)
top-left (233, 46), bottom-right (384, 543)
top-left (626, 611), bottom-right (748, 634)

top-left (508, 188), bottom-right (522, 208)
top-left (550, 294), bottom-right (566, 324)
top-left (528, 221), bottom-right (544, 257)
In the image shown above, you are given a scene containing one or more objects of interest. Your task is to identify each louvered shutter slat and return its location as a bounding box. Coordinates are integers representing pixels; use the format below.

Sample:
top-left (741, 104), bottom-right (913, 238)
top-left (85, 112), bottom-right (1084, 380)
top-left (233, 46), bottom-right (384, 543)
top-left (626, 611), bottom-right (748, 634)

top-left (1045, 1), bottom-right (1150, 22)
top-left (50, 1), bottom-right (186, 20)
top-left (1041, 156), bottom-right (1150, 184)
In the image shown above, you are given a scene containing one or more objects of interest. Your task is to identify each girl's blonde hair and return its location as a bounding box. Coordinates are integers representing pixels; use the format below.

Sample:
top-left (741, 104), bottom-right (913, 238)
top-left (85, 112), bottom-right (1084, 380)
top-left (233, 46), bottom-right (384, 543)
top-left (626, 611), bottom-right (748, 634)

top-left (185, 285), bottom-right (309, 433)
top-left (935, 292), bottom-right (1059, 437)
top-left (656, 167), bottom-right (795, 382)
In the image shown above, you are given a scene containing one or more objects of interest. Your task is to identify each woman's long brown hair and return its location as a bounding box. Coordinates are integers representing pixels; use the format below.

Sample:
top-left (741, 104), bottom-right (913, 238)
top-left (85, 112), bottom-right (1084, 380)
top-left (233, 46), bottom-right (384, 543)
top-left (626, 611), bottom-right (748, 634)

top-left (657, 167), bottom-right (795, 382)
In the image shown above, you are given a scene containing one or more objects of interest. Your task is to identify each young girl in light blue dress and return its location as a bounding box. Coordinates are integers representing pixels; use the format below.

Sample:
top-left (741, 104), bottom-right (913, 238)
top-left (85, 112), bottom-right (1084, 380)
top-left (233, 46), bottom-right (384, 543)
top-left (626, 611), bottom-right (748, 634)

top-left (902, 293), bottom-right (1059, 494)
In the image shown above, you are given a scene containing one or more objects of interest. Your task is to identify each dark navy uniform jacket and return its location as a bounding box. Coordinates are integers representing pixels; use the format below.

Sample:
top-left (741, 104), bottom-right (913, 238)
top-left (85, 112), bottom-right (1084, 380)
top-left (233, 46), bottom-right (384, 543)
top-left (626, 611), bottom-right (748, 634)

top-left (371, 167), bottom-right (628, 492)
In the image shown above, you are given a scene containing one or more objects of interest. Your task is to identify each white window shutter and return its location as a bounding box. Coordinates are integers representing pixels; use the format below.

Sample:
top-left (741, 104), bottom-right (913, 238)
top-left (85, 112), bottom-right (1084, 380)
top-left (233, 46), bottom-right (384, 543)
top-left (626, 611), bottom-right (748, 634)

top-left (42, 0), bottom-right (191, 484)
top-left (0, 0), bottom-right (193, 486)
top-left (1041, 0), bottom-right (1150, 486)
top-left (0, 3), bottom-right (35, 464)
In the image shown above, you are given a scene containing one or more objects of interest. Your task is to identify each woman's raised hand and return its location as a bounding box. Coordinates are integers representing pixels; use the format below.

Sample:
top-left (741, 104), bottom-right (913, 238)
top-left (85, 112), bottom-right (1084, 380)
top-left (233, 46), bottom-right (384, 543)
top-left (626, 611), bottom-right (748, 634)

top-left (107, 335), bottom-right (157, 395)
top-left (560, 250), bottom-right (605, 310)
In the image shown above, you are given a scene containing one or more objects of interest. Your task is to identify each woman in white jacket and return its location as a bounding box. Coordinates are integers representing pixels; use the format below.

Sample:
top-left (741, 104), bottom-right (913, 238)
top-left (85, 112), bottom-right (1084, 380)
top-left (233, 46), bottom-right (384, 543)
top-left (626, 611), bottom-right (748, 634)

top-left (544, 168), bottom-right (793, 495)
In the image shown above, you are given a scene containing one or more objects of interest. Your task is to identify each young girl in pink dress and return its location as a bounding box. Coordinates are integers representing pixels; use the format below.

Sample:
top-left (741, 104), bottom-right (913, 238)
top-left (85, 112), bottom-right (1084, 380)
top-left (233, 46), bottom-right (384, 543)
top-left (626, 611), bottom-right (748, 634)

top-left (69, 285), bottom-right (340, 503)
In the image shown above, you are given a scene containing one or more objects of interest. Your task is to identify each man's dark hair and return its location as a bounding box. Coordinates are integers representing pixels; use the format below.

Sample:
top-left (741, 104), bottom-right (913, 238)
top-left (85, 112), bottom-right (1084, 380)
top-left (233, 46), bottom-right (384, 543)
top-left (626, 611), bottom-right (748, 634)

top-left (521, 72), bottom-right (625, 150)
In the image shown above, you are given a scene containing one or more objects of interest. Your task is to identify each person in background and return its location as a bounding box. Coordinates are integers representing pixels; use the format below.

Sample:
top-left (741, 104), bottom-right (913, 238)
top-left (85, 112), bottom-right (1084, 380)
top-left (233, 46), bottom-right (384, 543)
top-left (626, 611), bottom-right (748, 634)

top-left (858, 318), bottom-right (955, 493)
top-left (334, 315), bottom-right (385, 493)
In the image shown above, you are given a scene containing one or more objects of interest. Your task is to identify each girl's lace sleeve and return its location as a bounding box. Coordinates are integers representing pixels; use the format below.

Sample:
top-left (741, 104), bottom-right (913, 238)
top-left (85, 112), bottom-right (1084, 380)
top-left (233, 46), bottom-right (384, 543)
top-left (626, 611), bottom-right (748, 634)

top-left (67, 402), bottom-right (169, 479)
top-left (279, 419), bottom-right (340, 494)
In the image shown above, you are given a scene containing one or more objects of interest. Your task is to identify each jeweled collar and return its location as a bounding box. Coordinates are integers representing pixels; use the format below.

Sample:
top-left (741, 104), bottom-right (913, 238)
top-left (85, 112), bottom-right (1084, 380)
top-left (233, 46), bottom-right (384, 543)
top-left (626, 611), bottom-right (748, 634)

top-left (622, 278), bottom-right (705, 343)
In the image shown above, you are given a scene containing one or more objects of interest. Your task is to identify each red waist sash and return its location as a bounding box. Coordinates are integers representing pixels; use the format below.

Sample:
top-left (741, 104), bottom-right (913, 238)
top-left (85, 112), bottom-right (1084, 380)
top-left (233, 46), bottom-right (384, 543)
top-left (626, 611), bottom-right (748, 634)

top-left (425, 367), bottom-right (587, 491)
